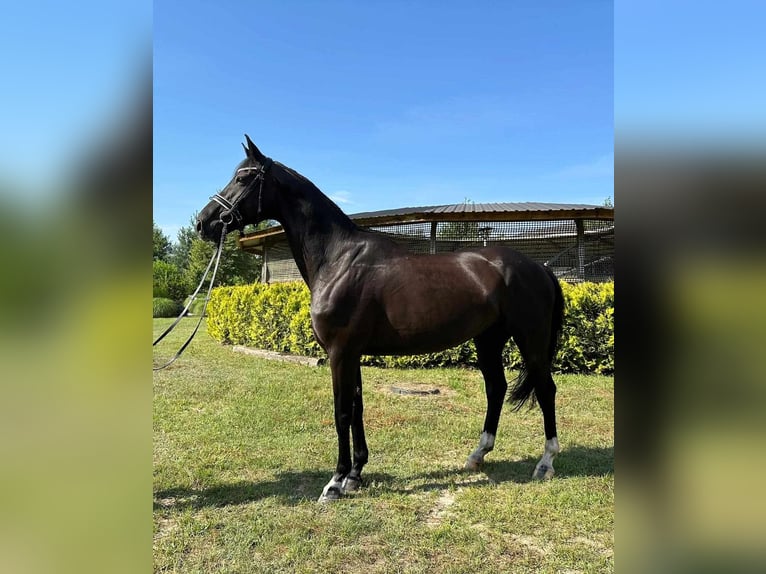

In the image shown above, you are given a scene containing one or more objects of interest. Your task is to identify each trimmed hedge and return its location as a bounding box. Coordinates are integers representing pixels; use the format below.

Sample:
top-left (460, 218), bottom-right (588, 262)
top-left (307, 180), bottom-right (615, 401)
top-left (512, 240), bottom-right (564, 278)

top-left (207, 281), bottom-right (614, 374)
top-left (153, 297), bottom-right (184, 318)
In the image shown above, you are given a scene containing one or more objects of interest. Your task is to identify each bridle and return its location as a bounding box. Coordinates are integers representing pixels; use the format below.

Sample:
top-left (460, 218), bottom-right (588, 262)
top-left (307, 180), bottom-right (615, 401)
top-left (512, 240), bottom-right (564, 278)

top-left (209, 157), bottom-right (274, 227)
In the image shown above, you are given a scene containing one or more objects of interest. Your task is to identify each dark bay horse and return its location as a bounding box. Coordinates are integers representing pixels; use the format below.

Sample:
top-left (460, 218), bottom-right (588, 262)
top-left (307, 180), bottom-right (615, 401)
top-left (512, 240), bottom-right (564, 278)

top-left (196, 136), bottom-right (565, 502)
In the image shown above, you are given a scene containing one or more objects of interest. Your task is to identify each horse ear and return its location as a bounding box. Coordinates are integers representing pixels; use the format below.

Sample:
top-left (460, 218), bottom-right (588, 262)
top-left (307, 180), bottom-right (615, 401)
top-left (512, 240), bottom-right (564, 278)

top-left (244, 134), bottom-right (264, 161)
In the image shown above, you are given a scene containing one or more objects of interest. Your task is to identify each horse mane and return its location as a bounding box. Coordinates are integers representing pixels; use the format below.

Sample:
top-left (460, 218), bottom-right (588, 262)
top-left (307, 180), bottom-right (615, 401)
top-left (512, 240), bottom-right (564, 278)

top-left (273, 161), bottom-right (358, 233)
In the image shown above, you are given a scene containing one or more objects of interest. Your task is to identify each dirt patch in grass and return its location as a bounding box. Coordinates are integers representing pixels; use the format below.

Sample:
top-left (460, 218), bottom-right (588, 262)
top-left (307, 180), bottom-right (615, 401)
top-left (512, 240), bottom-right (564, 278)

top-left (425, 489), bottom-right (456, 527)
top-left (153, 516), bottom-right (178, 540)
top-left (375, 381), bottom-right (456, 397)
top-left (571, 535), bottom-right (613, 557)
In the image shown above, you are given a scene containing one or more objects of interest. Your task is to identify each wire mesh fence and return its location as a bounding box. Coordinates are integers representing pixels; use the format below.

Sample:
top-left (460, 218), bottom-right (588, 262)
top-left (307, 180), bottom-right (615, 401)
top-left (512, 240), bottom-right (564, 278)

top-left (366, 219), bottom-right (614, 282)
top-left (262, 218), bottom-right (614, 283)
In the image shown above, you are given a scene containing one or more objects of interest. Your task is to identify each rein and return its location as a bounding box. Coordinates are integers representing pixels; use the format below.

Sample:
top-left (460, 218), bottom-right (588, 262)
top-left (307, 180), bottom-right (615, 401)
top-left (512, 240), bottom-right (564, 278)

top-left (152, 221), bottom-right (228, 371)
top-left (153, 157), bottom-right (274, 371)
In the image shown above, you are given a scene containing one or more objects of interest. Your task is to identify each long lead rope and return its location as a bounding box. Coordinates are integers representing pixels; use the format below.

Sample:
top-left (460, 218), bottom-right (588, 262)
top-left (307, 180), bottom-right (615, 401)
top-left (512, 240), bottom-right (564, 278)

top-left (153, 222), bottom-right (228, 371)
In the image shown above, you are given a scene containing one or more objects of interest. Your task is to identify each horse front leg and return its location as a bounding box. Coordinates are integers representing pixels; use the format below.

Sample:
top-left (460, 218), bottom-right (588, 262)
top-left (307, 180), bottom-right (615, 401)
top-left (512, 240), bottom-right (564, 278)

top-left (342, 366), bottom-right (368, 493)
top-left (318, 352), bottom-right (358, 502)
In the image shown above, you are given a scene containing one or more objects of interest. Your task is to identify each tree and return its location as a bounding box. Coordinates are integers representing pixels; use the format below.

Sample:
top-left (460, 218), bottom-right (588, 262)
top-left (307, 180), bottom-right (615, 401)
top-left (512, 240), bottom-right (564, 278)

top-left (185, 230), bottom-right (262, 288)
top-left (169, 213), bottom-right (272, 289)
top-left (437, 220), bottom-right (480, 241)
top-left (437, 199), bottom-right (480, 242)
top-left (170, 215), bottom-right (198, 271)
top-left (153, 221), bottom-right (172, 261)
top-left (153, 260), bottom-right (190, 301)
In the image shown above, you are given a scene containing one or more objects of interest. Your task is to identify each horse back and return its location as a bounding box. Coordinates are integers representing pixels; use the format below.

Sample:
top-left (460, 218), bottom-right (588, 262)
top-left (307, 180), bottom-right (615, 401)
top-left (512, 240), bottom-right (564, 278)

top-left (310, 243), bottom-right (552, 356)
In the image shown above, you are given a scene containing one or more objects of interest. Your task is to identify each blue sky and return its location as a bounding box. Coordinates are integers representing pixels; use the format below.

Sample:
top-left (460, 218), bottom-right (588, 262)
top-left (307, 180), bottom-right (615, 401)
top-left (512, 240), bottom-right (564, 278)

top-left (154, 1), bottom-right (613, 240)
top-left (615, 0), bottom-right (766, 141)
top-left (0, 2), bottom-right (150, 193)
top-left (2, 2), bottom-right (764, 243)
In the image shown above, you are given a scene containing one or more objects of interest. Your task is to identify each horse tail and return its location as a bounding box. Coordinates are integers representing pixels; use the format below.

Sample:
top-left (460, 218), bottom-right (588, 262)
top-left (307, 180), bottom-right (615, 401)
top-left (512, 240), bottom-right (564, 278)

top-left (545, 265), bottom-right (565, 366)
top-left (508, 265), bottom-right (565, 410)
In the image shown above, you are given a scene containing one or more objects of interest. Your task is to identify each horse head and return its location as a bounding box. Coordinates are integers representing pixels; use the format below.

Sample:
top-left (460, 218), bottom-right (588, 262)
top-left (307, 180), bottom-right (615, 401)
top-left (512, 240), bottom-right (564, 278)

top-left (196, 135), bottom-right (275, 241)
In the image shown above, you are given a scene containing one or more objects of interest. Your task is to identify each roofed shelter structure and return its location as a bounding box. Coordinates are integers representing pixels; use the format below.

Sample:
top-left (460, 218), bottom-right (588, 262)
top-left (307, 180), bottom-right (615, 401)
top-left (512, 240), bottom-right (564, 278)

top-left (239, 202), bottom-right (614, 284)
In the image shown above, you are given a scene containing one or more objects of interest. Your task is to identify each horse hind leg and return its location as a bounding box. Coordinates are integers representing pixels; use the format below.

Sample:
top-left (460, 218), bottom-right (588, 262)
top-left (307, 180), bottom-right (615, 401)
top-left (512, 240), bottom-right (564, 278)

top-left (510, 332), bottom-right (560, 480)
top-left (466, 325), bottom-right (509, 471)
top-left (529, 266), bottom-right (565, 480)
top-left (530, 369), bottom-right (559, 480)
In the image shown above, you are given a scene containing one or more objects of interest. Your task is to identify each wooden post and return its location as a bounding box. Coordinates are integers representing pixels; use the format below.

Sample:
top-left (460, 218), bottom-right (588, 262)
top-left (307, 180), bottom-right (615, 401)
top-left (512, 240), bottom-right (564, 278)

top-left (575, 219), bottom-right (585, 280)
top-left (261, 243), bottom-right (269, 283)
top-left (430, 221), bottom-right (438, 254)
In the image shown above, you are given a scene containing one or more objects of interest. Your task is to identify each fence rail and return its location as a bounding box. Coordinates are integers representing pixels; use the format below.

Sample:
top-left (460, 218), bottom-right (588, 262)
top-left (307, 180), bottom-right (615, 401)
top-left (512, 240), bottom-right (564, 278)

top-left (261, 218), bottom-right (614, 283)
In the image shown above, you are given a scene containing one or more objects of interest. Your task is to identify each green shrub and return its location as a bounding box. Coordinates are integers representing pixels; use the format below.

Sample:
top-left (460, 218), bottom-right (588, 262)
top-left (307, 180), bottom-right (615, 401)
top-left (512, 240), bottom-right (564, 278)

top-left (206, 280), bottom-right (614, 374)
top-left (207, 283), bottom-right (261, 344)
top-left (153, 260), bottom-right (190, 302)
top-left (558, 281), bottom-right (614, 374)
top-left (153, 297), bottom-right (184, 318)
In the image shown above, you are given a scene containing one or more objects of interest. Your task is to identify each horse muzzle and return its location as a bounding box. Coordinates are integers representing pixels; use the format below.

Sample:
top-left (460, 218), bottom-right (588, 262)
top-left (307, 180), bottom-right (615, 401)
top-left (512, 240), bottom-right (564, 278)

top-left (196, 217), bottom-right (224, 243)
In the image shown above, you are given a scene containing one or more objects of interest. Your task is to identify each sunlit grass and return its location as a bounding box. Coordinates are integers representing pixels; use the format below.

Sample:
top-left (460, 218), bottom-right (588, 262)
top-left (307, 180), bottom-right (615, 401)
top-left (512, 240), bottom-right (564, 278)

top-left (154, 318), bottom-right (613, 573)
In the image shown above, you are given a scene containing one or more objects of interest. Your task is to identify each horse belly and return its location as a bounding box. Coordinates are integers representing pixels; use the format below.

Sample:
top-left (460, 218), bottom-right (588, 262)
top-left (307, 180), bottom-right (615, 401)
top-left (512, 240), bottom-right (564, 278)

top-left (368, 292), bottom-right (498, 355)
top-left (367, 329), bottom-right (484, 356)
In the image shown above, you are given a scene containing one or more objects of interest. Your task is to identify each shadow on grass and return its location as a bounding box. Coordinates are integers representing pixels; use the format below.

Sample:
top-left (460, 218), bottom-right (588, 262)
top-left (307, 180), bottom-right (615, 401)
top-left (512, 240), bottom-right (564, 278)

top-left (154, 470), bottom-right (337, 510)
top-left (484, 444), bottom-right (613, 483)
top-left (153, 445), bottom-right (613, 510)
top-left (385, 444), bottom-right (614, 494)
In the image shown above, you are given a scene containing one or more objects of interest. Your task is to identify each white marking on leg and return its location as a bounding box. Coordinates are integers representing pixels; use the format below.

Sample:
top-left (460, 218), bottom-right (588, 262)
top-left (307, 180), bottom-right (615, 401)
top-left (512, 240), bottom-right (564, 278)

top-left (465, 432), bottom-right (495, 470)
top-left (318, 476), bottom-right (345, 502)
top-left (341, 475), bottom-right (361, 492)
top-left (533, 437), bottom-right (559, 480)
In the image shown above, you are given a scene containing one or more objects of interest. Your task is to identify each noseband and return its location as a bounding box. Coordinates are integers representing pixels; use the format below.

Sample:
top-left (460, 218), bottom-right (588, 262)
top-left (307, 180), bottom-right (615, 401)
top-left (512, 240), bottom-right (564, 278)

top-left (210, 157), bottom-right (274, 227)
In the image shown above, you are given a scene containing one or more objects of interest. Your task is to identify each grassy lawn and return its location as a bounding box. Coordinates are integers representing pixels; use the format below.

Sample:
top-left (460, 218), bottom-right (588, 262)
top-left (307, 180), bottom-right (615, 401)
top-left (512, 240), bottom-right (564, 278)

top-left (154, 318), bottom-right (614, 573)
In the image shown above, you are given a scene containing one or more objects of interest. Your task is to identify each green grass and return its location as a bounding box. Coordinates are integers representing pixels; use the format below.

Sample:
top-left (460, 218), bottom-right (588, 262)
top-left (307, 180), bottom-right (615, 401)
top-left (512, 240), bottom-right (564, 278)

top-left (154, 318), bottom-right (614, 573)
top-left (182, 295), bottom-right (208, 317)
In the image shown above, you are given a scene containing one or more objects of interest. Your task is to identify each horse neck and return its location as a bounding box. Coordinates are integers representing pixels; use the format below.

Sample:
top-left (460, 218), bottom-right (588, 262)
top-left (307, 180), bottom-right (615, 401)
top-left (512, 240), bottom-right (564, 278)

top-left (274, 178), bottom-right (358, 289)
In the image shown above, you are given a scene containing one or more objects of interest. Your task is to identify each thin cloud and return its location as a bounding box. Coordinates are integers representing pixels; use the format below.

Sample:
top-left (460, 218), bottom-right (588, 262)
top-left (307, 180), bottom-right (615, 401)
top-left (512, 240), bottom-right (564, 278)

top-left (375, 96), bottom-right (523, 141)
top-left (554, 153), bottom-right (614, 179)
top-left (329, 190), bottom-right (355, 205)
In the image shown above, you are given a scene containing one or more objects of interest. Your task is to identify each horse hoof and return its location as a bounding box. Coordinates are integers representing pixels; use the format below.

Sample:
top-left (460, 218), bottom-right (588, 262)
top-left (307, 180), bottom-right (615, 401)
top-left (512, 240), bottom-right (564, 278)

top-left (464, 456), bottom-right (482, 471)
top-left (342, 476), bottom-right (362, 492)
top-left (532, 464), bottom-right (555, 480)
top-left (317, 486), bottom-right (343, 503)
